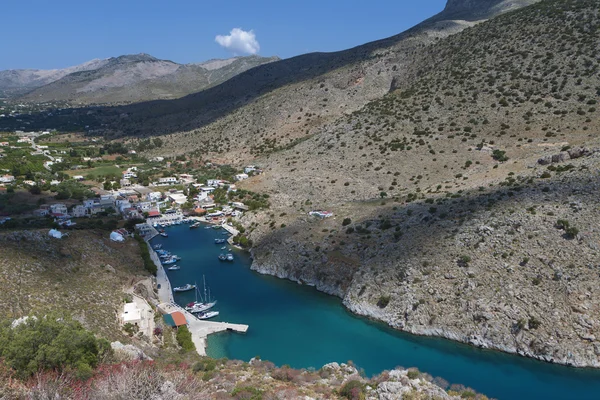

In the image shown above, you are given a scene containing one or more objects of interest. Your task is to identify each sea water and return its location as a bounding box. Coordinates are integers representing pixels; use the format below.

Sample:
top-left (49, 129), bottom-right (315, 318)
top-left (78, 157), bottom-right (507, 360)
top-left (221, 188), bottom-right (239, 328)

top-left (151, 224), bottom-right (600, 399)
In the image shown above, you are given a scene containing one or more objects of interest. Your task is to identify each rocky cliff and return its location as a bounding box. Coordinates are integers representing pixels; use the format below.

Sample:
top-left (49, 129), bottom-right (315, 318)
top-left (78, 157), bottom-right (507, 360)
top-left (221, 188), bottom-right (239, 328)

top-left (237, 0), bottom-right (600, 368)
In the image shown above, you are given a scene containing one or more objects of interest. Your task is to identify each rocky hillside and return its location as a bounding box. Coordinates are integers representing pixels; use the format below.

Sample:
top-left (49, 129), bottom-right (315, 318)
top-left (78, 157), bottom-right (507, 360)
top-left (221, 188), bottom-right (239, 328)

top-left (15, 54), bottom-right (278, 105)
top-left (0, 229), bottom-right (149, 339)
top-left (234, 0), bottom-right (600, 367)
top-left (0, 58), bottom-right (109, 97)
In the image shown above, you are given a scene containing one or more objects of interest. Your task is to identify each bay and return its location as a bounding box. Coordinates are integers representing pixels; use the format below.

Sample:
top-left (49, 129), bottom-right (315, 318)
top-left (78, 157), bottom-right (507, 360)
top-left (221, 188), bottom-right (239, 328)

top-left (151, 224), bottom-right (600, 399)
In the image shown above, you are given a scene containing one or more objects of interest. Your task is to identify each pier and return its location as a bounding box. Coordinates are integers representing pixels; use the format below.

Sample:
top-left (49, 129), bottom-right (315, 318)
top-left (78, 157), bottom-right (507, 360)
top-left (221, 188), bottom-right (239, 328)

top-left (157, 302), bottom-right (249, 356)
top-left (149, 239), bottom-right (248, 356)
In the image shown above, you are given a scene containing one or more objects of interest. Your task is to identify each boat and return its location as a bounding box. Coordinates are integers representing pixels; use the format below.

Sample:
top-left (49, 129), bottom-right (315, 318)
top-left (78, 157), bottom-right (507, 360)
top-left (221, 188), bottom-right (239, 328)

top-left (218, 254), bottom-right (227, 261)
top-left (204, 226), bottom-right (213, 230)
top-left (190, 222), bottom-right (201, 229)
top-left (160, 232), bottom-right (168, 237)
top-left (195, 310), bottom-right (219, 320)
top-left (153, 244), bottom-right (162, 250)
top-left (167, 265), bottom-right (180, 271)
top-left (173, 283), bottom-right (196, 292)
top-left (162, 257), bottom-right (177, 265)
top-left (213, 225), bottom-right (221, 230)
top-left (185, 278), bottom-right (217, 313)
top-left (221, 246), bottom-right (227, 250)
top-left (215, 238), bottom-right (226, 244)
top-left (226, 253), bottom-right (234, 262)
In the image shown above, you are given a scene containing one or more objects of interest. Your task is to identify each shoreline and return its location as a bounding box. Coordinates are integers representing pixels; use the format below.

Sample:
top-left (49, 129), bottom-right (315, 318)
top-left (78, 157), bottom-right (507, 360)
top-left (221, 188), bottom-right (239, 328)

top-left (248, 258), bottom-right (600, 370)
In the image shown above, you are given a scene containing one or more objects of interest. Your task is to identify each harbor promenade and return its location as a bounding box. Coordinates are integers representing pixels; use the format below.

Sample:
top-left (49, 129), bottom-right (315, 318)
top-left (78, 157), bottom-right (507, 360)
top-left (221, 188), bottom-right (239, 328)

top-left (148, 238), bottom-right (248, 356)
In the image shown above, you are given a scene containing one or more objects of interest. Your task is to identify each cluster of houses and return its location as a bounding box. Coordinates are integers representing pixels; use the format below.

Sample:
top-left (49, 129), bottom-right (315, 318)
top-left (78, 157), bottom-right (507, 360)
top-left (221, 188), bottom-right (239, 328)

top-left (8, 161), bottom-right (264, 237)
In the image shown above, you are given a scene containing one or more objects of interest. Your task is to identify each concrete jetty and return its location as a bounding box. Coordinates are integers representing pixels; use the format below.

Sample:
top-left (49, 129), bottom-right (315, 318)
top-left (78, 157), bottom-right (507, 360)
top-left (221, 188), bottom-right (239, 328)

top-left (147, 238), bottom-right (248, 356)
top-left (157, 302), bottom-right (249, 356)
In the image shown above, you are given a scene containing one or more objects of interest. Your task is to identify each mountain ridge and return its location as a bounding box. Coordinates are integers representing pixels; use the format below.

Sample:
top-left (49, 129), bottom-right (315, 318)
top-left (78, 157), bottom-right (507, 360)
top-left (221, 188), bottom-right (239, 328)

top-left (1, 54), bottom-right (280, 104)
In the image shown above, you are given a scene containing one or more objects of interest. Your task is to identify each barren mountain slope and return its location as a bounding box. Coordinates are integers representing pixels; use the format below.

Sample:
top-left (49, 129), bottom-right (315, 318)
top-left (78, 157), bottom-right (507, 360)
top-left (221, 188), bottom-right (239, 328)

top-left (0, 58), bottom-right (109, 97)
top-left (235, 0), bottom-right (600, 367)
top-left (96, 0), bottom-right (538, 154)
top-left (18, 54), bottom-right (278, 105)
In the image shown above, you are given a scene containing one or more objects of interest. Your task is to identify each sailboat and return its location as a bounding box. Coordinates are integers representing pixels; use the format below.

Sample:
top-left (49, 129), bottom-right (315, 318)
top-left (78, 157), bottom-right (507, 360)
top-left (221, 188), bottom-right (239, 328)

top-left (185, 277), bottom-right (217, 313)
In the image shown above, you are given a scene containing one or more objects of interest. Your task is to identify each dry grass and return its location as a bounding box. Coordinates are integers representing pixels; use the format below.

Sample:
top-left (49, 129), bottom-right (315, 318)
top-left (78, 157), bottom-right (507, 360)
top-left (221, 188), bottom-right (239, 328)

top-left (0, 229), bottom-right (150, 340)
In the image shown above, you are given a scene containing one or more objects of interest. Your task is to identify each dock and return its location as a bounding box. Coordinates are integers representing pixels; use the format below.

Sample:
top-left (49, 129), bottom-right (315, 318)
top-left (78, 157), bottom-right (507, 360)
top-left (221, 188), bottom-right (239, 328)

top-left (157, 302), bottom-right (249, 355)
top-left (148, 239), bottom-right (248, 356)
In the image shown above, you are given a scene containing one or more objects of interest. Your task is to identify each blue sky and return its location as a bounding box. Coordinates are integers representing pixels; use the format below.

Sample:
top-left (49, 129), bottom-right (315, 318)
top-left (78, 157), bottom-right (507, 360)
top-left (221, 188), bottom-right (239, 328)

top-left (3, 0), bottom-right (447, 70)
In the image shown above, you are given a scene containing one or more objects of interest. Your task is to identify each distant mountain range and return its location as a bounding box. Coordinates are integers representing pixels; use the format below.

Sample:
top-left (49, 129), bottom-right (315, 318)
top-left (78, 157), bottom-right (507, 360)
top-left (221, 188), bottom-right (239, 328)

top-left (0, 54), bottom-right (279, 104)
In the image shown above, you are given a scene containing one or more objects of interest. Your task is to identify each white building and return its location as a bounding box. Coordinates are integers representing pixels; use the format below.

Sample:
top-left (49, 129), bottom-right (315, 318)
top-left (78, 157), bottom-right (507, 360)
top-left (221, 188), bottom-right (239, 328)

top-left (50, 204), bottom-right (68, 215)
top-left (158, 177), bottom-right (178, 185)
top-left (120, 302), bottom-right (142, 326)
top-left (244, 166), bottom-right (257, 174)
top-left (0, 175), bottom-right (15, 184)
top-left (167, 192), bottom-right (188, 205)
top-left (234, 173), bottom-right (249, 181)
top-left (207, 179), bottom-right (224, 187)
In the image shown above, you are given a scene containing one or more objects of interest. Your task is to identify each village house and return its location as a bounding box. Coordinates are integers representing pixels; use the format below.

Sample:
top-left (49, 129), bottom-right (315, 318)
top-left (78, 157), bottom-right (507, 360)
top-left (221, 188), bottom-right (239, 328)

top-left (135, 223), bottom-right (153, 237)
top-left (0, 142), bottom-right (9, 146)
top-left (50, 203), bottom-right (68, 215)
top-left (232, 201), bottom-right (249, 211)
top-left (146, 191), bottom-right (162, 201)
top-left (167, 191), bottom-right (188, 205)
top-left (100, 195), bottom-right (116, 209)
top-left (207, 179), bottom-right (224, 187)
top-left (72, 175), bottom-right (84, 181)
top-left (0, 175), bottom-right (15, 184)
top-left (178, 174), bottom-right (195, 184)
top-left (234, 173), bottom-right (249, 181)
top-left (83, 199), bottom-right (100, 209)
top-left (122, 169), bottom-right (137, 179)
top-left (136, 201), bottom-right (153, 212)
top-left (158, 177), bottom-right (178, 185)
top-left (70, 205), bottom-right (88, 218)
top-left (120, 178), bottom-right (131, 187)
top-left (22, 180), bottom-right (36, 186)
top-left (33, 208), bottom-right (49, 217)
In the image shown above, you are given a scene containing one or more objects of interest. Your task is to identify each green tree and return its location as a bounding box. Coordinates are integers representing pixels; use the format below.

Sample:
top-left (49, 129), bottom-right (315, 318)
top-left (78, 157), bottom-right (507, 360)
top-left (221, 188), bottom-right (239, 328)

top-left (0, 315), bottom-right (110, 378)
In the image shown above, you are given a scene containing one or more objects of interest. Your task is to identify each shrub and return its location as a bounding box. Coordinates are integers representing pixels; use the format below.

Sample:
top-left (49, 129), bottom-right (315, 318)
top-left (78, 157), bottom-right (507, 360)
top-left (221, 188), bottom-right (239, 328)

top-left (175, 326), bottom-right (195, 352)
top-left (231, 386), bottom-right (263, 400)
top-left (193, 357), bottom-right (216, 372)
top-left (134, 234), bottom-right (157, 275)
top-left (457, 255), bottom-right (471, 267)
top-left (339, 379), bottom-right (366, 400)
top-left (0, 315), bottom-right (111, 378)
top-left (492, 149), bottom-right (509, 162)
top-left (407, 369), bottom-right (420, 379)
top-left (342, 218), bottom-right (352, 226)
top-left (377, 295), bottom-right (391, 308)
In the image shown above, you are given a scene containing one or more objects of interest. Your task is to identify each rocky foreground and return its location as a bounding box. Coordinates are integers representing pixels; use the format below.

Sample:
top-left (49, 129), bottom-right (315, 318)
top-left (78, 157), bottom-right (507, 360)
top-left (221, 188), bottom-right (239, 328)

top-left (1, 355), bottom-right (485, 399)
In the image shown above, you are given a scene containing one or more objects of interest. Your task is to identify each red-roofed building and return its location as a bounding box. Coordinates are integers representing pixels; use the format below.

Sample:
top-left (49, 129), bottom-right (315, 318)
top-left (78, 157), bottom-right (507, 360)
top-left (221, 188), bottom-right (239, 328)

top-left (148, 210), bottom-right (161, 218)
top-left (163, 311), bottom-right (187, 327)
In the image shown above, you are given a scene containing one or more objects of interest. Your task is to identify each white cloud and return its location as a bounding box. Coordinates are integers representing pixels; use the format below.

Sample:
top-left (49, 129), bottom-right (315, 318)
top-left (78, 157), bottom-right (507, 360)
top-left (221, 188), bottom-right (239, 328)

top-left (215, 28), bottom-right (260, 55)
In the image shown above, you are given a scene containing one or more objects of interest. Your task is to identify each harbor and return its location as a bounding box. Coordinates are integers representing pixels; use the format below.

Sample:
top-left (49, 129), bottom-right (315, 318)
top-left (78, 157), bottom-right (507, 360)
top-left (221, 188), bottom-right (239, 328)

top-left (149, 234), bottom-right (249, 356)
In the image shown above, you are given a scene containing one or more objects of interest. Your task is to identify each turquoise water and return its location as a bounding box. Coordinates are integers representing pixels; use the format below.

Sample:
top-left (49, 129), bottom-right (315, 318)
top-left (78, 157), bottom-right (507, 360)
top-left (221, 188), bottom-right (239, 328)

top-left (151, 224), bottom-right (600, 399)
